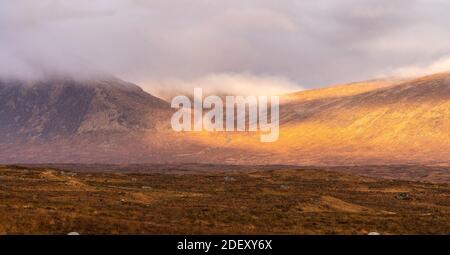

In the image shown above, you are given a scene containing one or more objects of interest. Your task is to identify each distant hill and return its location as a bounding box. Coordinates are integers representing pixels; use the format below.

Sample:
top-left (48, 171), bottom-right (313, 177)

top-left (0, 76), bottom-right (170, 142)
top-left (0, 73), bottom-right (448, 166)
top-left (175, 73), bottom-right (450, 166)
top-left (274, 72), bottom-right (450, 165)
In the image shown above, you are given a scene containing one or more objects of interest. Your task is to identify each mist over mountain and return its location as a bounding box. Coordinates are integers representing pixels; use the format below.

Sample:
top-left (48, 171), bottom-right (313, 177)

top-left (0, 76), bottom-right (170, 142)
top-left (0, 72), bottom-right (448, 166)
top-left (3, 1), bottom-right (450, 92)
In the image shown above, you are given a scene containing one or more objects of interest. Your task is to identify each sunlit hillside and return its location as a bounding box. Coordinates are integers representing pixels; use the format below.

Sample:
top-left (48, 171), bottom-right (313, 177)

top-left (179, 73), bottom-right (450, 165)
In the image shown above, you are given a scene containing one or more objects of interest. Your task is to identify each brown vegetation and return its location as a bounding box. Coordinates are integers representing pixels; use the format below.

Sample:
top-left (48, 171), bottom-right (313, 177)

top-left (1, 164), bottom-right (449, 234)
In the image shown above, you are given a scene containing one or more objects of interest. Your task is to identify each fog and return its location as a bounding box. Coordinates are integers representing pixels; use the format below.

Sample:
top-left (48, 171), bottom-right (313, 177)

top-left (1, 0), bottom-right (450, 96)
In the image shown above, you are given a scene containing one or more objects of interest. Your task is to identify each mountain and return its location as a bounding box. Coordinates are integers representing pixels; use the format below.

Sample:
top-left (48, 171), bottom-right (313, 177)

top-left (177, 73), bottom-right (450, 166)
top-left (275, 72), bottom-right (450, 165)
top-left (0, 72), bottom-right (448, 165)
top-left (0, 76), bottom-right (177, 164)
top-left (0, 76), bottom-right (170, 142)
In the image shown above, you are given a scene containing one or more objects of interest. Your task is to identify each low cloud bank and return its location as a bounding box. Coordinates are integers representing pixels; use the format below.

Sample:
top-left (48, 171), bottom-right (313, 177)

top-left (142, 73), bottom-right (302, 99)
top-left (390, 56), bottom-right (450, 78)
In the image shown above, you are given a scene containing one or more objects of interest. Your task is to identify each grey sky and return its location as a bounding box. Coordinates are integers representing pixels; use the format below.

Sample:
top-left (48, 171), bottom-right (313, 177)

top-left (1, 0), bottom-right (450, 95)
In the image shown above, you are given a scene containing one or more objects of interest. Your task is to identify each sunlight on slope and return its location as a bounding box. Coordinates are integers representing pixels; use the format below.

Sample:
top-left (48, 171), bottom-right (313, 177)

top-left (283, 79), bottom-right (403, 102)
top-left (173, 76), bottom-right (450, 165)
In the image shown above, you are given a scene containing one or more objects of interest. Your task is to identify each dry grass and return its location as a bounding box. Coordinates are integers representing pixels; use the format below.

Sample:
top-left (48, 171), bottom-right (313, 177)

top-left (0, 165), bottom-right (450, 234)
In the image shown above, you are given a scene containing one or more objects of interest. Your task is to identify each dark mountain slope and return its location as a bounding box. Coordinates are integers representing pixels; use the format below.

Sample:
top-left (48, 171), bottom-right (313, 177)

top-left (0, 76), bottom-right (170, 142)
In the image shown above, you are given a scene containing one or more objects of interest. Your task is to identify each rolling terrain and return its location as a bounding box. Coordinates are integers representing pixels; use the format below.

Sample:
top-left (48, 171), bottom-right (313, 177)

top-left (0, 72), bottom-right (448, 166)
top-left (177, 73), bottom-right (450, 166)
top-left (0, 73), bottom-right (449, 235)
top-left (1, 164), bottom-right (449, 234)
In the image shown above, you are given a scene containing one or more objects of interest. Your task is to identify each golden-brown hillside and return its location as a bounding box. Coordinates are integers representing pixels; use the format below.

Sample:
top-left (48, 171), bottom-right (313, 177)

top-left (0, 73), bottom-right (448, 166)
top-left (180, 73), bottom-right (450, 166)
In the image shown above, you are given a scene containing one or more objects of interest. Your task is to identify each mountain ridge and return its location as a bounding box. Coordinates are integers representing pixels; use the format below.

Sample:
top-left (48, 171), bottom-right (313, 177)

top-left (0, 76), bottom-right (171, 142)
top-left (0, 72), bottom-right (448, 166)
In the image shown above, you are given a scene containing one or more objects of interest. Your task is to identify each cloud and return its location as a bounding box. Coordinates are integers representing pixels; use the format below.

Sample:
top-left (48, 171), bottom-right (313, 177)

top-left (1, 0), bottom-right (450, 90)
top-left (143, 73), bottom-right (302, 100)
top-left (390, 56), bottom-right (450, 78)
